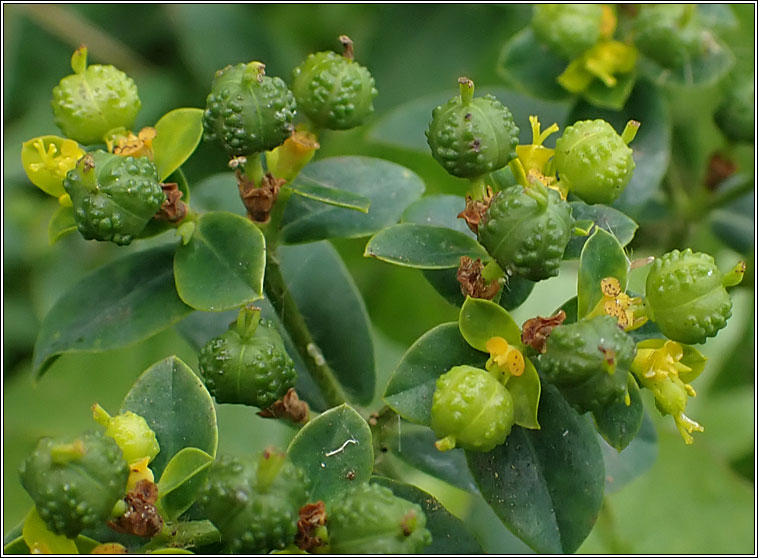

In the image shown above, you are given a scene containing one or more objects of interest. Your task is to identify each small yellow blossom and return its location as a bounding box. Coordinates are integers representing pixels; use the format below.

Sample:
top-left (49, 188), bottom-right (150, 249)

top-left (590, 277), bottom-right (648, 330)
top-left (126, 456), bottom-right (154, 492)
top-left (108, 126), bottom-right (157, 159)
top-left (21, 136), bottom-right (84, 198)
top-left (485, 336), bottom-right (525, 384)
top-left (558, 40), bottom-right (637, 94)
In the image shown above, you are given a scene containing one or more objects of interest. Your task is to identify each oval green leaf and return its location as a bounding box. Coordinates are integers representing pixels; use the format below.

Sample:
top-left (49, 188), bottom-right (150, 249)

top-left (459, 297), bottom-right (522, 351)
top-left (401, 194), bottom-right (472, 237)
top-left (600, 411), bottom-right (658, 494)
top-left (22, 507), bottom-right (78, 555)
top-left (365, 224), bottom-right (488, 269)
top-left (286, 176), bottom-right (371, 212)
top-left (591, 372), bottom-right (644, 451)
top-left (152, 108), bottom-right (204, 181)
top-left (466, 384), bottom-right (605, 554)
top-left (384, 323), bottom-right (487, 426)
top-left (371, 476), bottom-right (484, 554)
top-left (278, 241), bottom-right (375, 405)
top-left (174, 211), bottom-right (265, 311)
top-left (581, 70), bottom-right (637, 111)
top-left (577, 228), bottom-right (629, 319)
top-left (120, 356), bottom-right (218, 478)
top-left (564, 200), bottom-right (638, 260)
top-left (507, 358), bottom-right (541, 430)
top-left (157, 447), bottom-right (214, 521)
top-left (47, 204), bottom-right (77, 244)
top-left (32, 245), bottom-right (193, 377)
top-left (287, 404), bottom-right (373, 503)
top-left (280, 156), bottom-right (425, 244)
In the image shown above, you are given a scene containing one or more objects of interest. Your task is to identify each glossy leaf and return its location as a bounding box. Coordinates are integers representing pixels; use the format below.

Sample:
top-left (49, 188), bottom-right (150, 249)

top-left (32, 245), bottom-right (193, 377)
top-left (287, 404), bottom-right (373, 503)
top-left (564, 200), bottom-right (638, 260)
top-left (153, 108), bottom-right (204, 181)
top-left (577, 228), bottom-right (629, 319)
top-left (188, 172), bottom-right (243, 216)
top-left (371, 476), bottom-right (484, 554)
top-left (710, 186), bottom-right (754, 254)
top-left (2, 537), bottom-right (28, 555)
top-left (278, 241), bottom-right (375, 405)
top-left (581, 70), bottom-right (637, 111)
top-left (466, 384), bottom-right (604, 554)
top-left (22, 507), bottom-right (78, 554)
top-left (286, 175), bottom-right (371, 212)
top-left (384, 323), bottom-right (487, 426)
top-left (591, 372), bottom-right (644, 451)
top-left (120, 356), bottom-right (218, 478)
top-left (637, 33), bottom-right (735, 87)
top-left (174, 211), bottom-right (265, 311)
top-left (401, 194), bottom-right (472, 237)
top-left (280, 156), bottom-right (425, 244)
top-left (365, 224), bottom-right (488, 269)
top-left (47, 204), bottom-right (76, 244)
top-left (600, 411), bottom-right (658, 494)
top-left (459, 297), bottom-right (522, 351)
top-left (157, 447), bottom-right (214, 521)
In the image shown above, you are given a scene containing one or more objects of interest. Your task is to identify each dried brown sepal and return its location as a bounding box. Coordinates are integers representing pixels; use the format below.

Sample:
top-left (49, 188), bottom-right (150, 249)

top-left (236, 171), bottom-right (286, 223)
top-left (295, 501), bottom-right (327, 551)
top-left (521, 310), bottom-right (567, 353)
top-left (154, 182), bottom-right (188, 222)
top-left (257, 388), bottom-right (310, 424)
top-left (457, 256), bottom-right (500, 300)
top-left (107, 479), bottom-right (163, 538)
top-left (339, 34), bottom-right (354, 60)
top-left (457, 186), bottom-right (493, 235)
top-left (706, 153), bottom-right (736, 190)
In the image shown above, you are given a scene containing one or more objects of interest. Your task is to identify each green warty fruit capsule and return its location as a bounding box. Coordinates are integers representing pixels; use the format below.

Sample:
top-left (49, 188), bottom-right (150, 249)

top-left (554, 119), bottom-right (635, 205)
top-left (645, 249), bottom-right (733, 344)
top-left (92, 404), bottom-right (160, 465)
top-left (63, 151), bottom-right (164, 246)
top-left (198, 307), bottom-right (297, 409)
top-left (430, 365), bottom-right (515, 453)
top-left (633, 4), bottom-right (703, 69)
top-left (327, 483), bottom-right (432, 554)
top-left (203, 62), bottom-right (297, 157)
top-left (532, 4), bottom-right (605, 60)
top-left (198, 451), bottom-right (309, 554)
top-left (51, 47), bottom-right (141, 145)
top-left (539, 315), bottom-right (636, 414)
top-left (714, 72), bottom-right (755, 143)
top-left (426, 78), bottom-right (519, 179)
top-left (19, 431), bottom-right (129, 538)
top-left (292, 37), bottom-right (378, 130)
top-left (477, 184), bottom-right (573, 282)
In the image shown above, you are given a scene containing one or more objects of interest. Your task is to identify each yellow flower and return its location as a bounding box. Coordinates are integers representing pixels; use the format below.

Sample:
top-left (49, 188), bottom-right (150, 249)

top-left (21, 135), bottom-right (84, 198)
top-left (126, 456), bottom-right (155, 492)
top-left (589, 277), bottom-right (648, 330)
top-left (107, 126), bottom-right (157, 159)
top-left (485, 336), bottom-right (525, 384)
top-left (557, 40), bottom-right (637, 94)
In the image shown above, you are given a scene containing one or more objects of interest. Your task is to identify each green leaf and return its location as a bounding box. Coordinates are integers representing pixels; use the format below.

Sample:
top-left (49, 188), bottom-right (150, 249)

top-left (286, 175), bottom-right (371, 212)
top-left (280, 156), bottom-right (425, 244)
top-left (189, 172), bottom-right (243, 215)
top-left (466, 384), bottom-right (605, 554)
top-left (120, 356), bottom-right (218, 478)
top-left (22, 507), bottom-right (78, 554)
top-left (364, 224), bottom-right (488, 269)
top-left (637, 33), bottom-right (735, 87)
top-left (577, 228), bottom-right (629, 319)
top-left (710, 184), bottom-right (754, 254)
top-left (32, 245), bottom-right (193, 377)
top-left (600, 411), bottom-right (657, 494)
top-left (174, 211), bottom-right (265, 311)
top-left (3, 537), bottom-right (28, 555)
top-left (401, 194), bottom-right (472, 237)
top-left (278, 241), bottom-right (375, 405)
top-left (47, 204), bottom-right (76, 244)
top-left (287, 404), bottom-right (373, 503)
top-left (591, 372), bottom-right (644, 451)
top-left (459, 297), bottom-right (522, 351)
top-left (497, 28), bottom-right (574, 102)
top-left (384, 323), bottom-right (487, 426)
top-left (152, 108), bottom-right (204, 181)
top-left (157, 447), bottom-right (214, 521)
top-left (371, 476), bottom-right (484, 554)
top-left (581, 70), bottom-right (637, 110)
top-left (564, 200), bottom-right (638, 260)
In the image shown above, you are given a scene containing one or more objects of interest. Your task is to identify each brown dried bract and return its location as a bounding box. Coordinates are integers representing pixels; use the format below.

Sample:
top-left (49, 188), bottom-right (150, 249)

top-left (108, 480), bottom-right (163, 538)
top-left (706, 153), bottom-right (736, 190)
top-left (521, 310), bottom-right (566, 353)
top-left (457, 186), bottom-right (493, 235)
top-left (257, 388), bottom-right (310, 424)
top-left (295, 501), bottom-right (327, 551)
top-left (236, 171), bottom-right (286, 223)
top-left (457, 256), bottom-right (500, 300)
top-left (154, 182), bottom-right (188, 222)
top-left (339, 34), bottom-right (354, 60)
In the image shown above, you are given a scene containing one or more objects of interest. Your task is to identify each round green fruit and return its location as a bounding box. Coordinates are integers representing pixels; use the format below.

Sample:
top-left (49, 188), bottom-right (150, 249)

top-left (715, 73), bottom-right (755, 143)
top-left (19, 431), bottom-right (129, 538)
top-left (633, 4), bottom-right (703, 68)
top-left (645, 249), bottom-right (732, 344)
top-left (203, 62), bottom-right (297, 157)
top-left (532, 4), bottom-right (605, 60)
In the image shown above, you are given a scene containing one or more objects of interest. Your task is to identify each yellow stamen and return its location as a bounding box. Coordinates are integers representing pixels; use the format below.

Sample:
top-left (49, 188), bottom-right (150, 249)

top-left (486, 336), bottom-right (525, 377)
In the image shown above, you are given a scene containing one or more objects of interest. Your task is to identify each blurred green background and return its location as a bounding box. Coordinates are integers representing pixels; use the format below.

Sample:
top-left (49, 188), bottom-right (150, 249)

top-left (3, 4), bottom-right (754, 553)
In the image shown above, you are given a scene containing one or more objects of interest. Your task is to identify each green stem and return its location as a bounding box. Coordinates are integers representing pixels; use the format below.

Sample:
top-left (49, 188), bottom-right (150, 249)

top-left (458, 77), bottom-right (474, 105)
top-left (467, 176), bottom-right (487, 201)
top-left (243, 154), bottom-right (265, 185)
top-left (621, 120), bottom-right (640, 145)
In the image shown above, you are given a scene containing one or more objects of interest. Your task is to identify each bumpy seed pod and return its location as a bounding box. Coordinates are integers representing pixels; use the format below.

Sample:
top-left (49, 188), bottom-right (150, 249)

top-left (292, 35), bottom-right (378, 130)
top-left (19, 431), bottom-right (129, 538)
top-left (532, 4), bottom-right (605, 60)
top-left (198, 450), bottom-right (309, 554)
top-left (554, 119), bottom-right (636, 205)
top-left (477, 184), bottom-right (573, 281)
top-left (63, 151), bottom-right (164, 245)
top-left (539, 315), bottom-right (637, 414)
top-left (51, 47), bottom-right (141, 145)
top-left (430, 365), bottom-right (515, 452)
top-left (198, 306), bottom-right (297, 409)
top-left (92, 404), bottom-right (160, 465)
top-left (645, 249), bottom-right (735, 344)
top-left (633, 4), bottom-right (702, 68)
top-left (426, 78), bottom-right (519, 179)
top-left (715, 73), bottom-right (755, 143)
top-left (327, 483), bottom-right (432, 554)
top-left (203, 62), bottom-right (296, 157)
